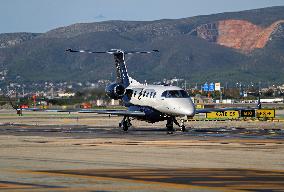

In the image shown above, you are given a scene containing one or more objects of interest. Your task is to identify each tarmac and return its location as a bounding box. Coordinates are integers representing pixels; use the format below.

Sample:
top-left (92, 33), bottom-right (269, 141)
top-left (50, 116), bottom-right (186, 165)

top-left (0, 110), bottom-right (284, 192)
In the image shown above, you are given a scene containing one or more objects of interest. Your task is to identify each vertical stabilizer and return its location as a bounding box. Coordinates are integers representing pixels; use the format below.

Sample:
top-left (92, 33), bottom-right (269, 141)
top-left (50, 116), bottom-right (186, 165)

top-left (66, 48), bottom-right (158, 87)
top-left (112, 50), bottom-right (130, 87)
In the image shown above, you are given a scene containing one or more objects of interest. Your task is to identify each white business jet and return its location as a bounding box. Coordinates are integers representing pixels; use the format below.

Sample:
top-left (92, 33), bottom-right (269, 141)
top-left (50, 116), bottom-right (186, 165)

top-left (65, 48), bottom-right (199, 132)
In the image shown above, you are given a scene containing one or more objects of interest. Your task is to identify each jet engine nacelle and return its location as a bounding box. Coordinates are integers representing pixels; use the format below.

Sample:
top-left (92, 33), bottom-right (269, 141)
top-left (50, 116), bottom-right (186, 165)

top-left (105, 83), bottom-right (126, 99)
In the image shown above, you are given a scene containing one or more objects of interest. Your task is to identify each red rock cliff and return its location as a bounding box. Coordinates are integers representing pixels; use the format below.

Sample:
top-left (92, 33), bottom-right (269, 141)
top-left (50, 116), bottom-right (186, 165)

top-left (196, 19), bottom-right (284, 53)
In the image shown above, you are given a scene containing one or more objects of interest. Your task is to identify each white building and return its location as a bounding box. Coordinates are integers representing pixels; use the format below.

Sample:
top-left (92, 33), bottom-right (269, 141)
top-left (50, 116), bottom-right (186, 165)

top-left (57, 92), bottom-right (75, 98)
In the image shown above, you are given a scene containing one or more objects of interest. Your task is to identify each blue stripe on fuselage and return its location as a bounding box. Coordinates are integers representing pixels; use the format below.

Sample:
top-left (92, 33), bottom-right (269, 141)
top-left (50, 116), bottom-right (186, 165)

top-left (128, 105), bottom-right (168, 123)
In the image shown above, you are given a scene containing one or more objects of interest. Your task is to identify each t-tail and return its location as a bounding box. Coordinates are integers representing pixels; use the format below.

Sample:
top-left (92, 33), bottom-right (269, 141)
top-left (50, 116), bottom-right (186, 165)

top-left (66, 48), bottom-right (158, 87)
top-left (112, 49), bottom-right (130, 87)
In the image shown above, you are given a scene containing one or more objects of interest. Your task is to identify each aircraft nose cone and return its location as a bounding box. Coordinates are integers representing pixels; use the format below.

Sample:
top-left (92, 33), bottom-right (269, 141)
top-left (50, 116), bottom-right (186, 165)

top-left (179, 107), bottom-right (195, 116)
top-left (170, 100), bottom-right (195, 116)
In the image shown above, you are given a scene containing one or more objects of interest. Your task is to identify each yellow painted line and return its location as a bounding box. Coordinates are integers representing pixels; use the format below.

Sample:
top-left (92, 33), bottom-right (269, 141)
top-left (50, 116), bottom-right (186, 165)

top-left (27, 170), bottom-right (239, 192)
top-left (17, 168), bottom-right (284, 192)
top-left (0, 183), bottom-right (35, 189)
top-left (133, 176), bottom-right (172, 179)
top-left (37, 186), bottom-right (164, 192)
top-left (209, 175), bottom-right (245, 178)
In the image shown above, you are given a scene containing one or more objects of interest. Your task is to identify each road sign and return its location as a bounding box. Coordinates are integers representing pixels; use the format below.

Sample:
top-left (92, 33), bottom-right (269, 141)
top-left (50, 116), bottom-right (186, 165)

top-left (215, 82), bottom-right (221, 91)
top-left (240, 109), bottom-right (255, 118)
top-left (206, 110), bottom-right (239, 119)
top-left (203, 83), bottom-right (209, 92)
top-left (196, 104), bottom-right (204, 109)
top-left (209, 83), bottom-right (215, 92)
top-left (256, 109), bottom-right (275, 118)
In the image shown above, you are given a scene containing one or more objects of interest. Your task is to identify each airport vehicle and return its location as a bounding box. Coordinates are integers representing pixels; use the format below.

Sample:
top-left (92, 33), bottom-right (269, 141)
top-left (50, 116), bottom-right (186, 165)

top-left (9, 48), bottom-right (261, 133)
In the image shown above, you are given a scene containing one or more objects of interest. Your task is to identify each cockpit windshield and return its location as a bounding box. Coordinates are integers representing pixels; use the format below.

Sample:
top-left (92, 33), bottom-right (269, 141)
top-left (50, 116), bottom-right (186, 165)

top-left (161, 90), bottom-right (189, 98)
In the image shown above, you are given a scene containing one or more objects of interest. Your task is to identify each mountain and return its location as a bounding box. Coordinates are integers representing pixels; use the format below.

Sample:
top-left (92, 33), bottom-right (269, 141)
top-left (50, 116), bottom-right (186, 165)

top-left (0, 6), bottom-right (284, 86)
top-left (0, 33), bottom-right (40, 48)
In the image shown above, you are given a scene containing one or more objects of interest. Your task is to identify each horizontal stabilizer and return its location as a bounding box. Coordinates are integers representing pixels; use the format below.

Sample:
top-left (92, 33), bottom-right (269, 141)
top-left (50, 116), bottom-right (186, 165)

top-left (66, 48), bottom-right (159, 55)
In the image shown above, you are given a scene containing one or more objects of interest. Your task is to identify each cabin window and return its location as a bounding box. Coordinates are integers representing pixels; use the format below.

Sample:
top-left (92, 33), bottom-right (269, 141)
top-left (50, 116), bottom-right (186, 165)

top-left (180, 90), bottom-right (189, 97)
top-left (161, 90), bottom-right (189, 98)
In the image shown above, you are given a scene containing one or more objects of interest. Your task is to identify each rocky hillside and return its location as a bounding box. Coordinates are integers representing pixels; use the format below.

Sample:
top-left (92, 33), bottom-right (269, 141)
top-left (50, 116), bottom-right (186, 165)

top-left (0, 33), bottom-right (40, 48)
top-left (192, 19), bottom-right (284, 53)
top-left (0, 6), bottom-right (284, 85)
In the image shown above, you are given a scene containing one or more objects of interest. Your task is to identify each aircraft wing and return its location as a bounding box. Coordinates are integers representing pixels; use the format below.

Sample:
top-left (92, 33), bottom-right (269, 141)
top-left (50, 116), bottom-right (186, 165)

top-left (18, 108), bottom-right (78, 112)
top-left (17, 107), bottom-right (146, 116)
top-left (78, 109), bottom-right (146, 117)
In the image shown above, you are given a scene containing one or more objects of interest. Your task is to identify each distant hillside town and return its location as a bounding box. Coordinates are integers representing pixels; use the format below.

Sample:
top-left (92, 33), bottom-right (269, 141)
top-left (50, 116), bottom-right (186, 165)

top-left (1, 78), bottom-right (283, 110)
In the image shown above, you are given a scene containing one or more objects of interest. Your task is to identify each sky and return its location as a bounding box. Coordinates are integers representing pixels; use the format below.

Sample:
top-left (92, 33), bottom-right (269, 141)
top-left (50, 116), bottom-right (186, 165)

top-left (1, 0), bottom-right (284, 33)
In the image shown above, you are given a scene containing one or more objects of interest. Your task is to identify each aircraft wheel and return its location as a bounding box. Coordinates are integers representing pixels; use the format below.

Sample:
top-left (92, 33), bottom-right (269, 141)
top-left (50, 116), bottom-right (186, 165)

top-left (166, 124), bottom-right (174, 134)
top-left (181, 125), bottom-right (186, 132)
top-left (166, 118), bottom-right (174, 134)
top-left (167, 130), bottom-right (174, 134)
top-left (122, 121), bottom-right (129, 132)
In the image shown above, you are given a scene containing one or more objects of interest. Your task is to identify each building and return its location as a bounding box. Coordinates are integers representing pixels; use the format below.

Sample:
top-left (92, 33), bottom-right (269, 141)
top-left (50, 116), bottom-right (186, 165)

top-left (57, 92), bottom-right (75, 98)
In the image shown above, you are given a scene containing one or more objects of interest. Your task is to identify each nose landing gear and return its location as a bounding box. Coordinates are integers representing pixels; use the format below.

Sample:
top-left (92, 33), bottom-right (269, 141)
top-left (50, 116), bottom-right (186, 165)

top-left (119, 116), bottom-right (132, 131)
top-left (166, 118), bottom-right (174, 134)
top-left (166, 117), bottom-right (187, 133)
top-left (180, 119), bottom-right (186, 132)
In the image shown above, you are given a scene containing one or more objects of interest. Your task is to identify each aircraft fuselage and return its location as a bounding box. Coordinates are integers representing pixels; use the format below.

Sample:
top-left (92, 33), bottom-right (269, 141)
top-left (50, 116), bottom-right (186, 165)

top-left (124, 84), bottom-right (196, 123)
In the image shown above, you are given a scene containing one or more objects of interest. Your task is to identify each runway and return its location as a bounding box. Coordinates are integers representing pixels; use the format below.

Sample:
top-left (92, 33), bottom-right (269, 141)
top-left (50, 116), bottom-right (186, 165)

top-left (0, 111), bottom-right (284, 191)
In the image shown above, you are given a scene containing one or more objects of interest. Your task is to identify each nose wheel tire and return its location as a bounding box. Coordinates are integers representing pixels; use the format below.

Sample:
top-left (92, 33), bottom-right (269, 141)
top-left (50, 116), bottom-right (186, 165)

top-left (120, 116), bottom-right (131, 132)
top-left (166, 118), bottom-right (175, 134)
top-left (181, 125), bottom-right (186, 132)
top-left (166, 125), bottom-right (174, 134)
top-left (122, 121), bottom-right (129, 131)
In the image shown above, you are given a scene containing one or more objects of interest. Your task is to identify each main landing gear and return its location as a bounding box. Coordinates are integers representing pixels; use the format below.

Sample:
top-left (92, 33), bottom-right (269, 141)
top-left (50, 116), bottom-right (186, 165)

top-left (166, 117), bottom-right (186, 134)
top-left (180, 119), bottom-right (186, 132)
top-left (119, 116), bottom-right (132, 131)
top-left (119, 116), bottom-right (186, 133)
